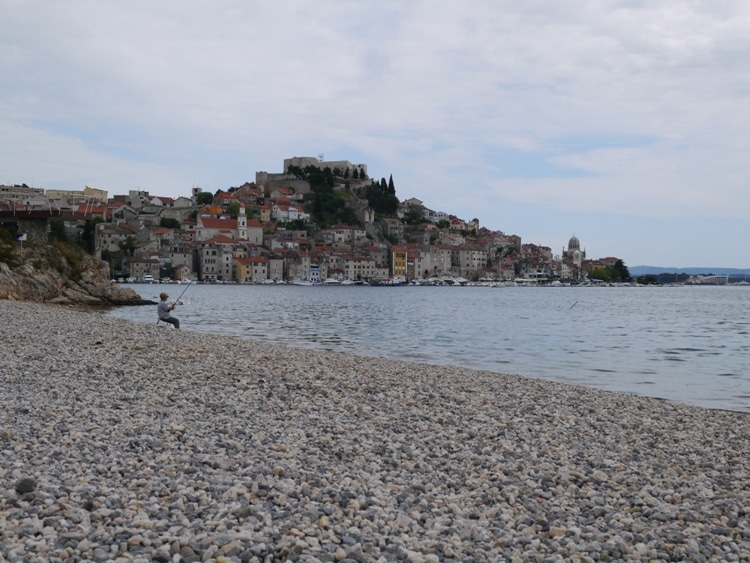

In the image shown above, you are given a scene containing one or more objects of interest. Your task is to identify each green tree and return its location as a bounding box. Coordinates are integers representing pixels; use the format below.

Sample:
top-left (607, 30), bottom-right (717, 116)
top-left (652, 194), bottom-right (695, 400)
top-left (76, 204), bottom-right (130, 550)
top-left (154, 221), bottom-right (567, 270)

top-left (0, 228), bottom-right (21, 266)
top-left (289, 164), bottom-right (337, 193)
top-left (590, 262), bottom-right (631, 283)
top-left (287, 164), bottom-right (305, 179)
top-left (404, 205), bottom-right (423, 225)
top-left (613, 259), bottom-right (631, 281)
top-left (304, 186), bottom-right (361, 229)
top-left (79, 217), bottom-right (103, 254)
top-left (284, 219), bottom-right (307, 231)
top-left (305, 166), bottom-right (334, 191)
top-left (160, 217), bottom-right (181, 229)
top-left (590, 267), bottom-right (613, 282)
top-left (637, 274), bottom-right (659, 285)
top-left (383, 233), bottom-right (398, 245)
top-left (339, 207), bottom-right (361, 226)
top-left (196, 192), bottom-right (214, 205)
top-left (48, 220), bottom-right (68, 243)
top-left (226, 201), bottom-right (240, 219)
top-left (364, 179), bottom-right (399, 215)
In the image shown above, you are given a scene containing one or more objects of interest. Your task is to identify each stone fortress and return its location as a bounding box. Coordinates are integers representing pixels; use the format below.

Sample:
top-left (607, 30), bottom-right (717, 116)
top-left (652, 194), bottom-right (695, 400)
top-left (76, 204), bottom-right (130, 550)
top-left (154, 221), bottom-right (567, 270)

top-left (256, 156), bottom-right (368, 195)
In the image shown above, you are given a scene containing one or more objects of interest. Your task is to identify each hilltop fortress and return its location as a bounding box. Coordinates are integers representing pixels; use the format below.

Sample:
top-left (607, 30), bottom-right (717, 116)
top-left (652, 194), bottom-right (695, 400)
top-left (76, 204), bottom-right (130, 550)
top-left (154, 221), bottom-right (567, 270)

top-left (256, 157), bottom-right (368, 195)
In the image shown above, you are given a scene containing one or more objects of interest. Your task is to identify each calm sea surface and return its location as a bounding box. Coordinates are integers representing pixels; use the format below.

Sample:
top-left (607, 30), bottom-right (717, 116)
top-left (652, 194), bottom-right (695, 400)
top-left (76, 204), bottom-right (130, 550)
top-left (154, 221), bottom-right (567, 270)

top-left (107, 284), bottom-right (750, 413)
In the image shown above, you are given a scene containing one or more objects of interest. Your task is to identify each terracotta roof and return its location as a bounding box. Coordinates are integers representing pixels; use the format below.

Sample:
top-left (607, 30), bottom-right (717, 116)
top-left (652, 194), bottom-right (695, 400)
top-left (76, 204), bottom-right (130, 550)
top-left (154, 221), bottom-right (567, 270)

top-left (202, 235), bottom-right (236, 245)
top-left (75, 204), bottom-right (106, 214)
top-left (201, 217), bottom-right (238, 229)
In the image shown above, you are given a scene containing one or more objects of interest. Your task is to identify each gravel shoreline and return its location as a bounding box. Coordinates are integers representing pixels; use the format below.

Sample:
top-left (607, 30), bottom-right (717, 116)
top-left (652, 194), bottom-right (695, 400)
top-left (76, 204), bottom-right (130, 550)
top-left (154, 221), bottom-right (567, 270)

top-left (2, 300), bottom-right (749, 562)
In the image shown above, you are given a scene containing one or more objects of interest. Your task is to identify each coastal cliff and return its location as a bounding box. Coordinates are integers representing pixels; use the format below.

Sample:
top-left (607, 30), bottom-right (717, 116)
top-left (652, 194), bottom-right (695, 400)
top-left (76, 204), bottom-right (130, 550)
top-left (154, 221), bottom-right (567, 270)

top-left (0, 243), bottom-right (152, 306)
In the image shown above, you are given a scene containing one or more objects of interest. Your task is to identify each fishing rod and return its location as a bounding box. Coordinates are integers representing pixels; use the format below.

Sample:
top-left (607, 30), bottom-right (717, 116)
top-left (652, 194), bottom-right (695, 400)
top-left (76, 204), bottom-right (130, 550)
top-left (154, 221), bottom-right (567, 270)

top-left (155, 280), bottom-right (193, 327)
top-left (171, 280), bottom-right (193, 305)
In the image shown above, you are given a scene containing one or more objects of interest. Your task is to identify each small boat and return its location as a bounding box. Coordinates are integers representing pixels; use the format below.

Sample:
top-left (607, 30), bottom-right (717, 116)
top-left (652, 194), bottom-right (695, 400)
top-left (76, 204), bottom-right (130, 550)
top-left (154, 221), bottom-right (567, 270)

top-left (322, 278), bottom-right (341, 285)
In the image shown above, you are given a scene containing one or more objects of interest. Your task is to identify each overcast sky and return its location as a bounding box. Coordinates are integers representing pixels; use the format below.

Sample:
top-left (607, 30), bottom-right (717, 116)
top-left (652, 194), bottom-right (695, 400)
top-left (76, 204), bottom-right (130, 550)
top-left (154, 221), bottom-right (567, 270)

top-left (2, 1), bottom-right (749, 268)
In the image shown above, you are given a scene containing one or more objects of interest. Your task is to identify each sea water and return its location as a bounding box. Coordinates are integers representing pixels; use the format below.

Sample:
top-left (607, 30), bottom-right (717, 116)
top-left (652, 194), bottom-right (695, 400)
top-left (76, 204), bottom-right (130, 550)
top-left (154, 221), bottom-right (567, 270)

top-left (107, 284), bottom-right (750, 413)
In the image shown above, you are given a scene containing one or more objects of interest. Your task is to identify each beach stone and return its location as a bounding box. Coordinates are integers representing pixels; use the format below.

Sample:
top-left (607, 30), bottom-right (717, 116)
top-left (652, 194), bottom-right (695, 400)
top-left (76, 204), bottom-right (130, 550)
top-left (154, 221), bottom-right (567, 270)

top-left (14, 477), bottom-right (36, 494)
top-left (1, 300), bottom-right (749, 562)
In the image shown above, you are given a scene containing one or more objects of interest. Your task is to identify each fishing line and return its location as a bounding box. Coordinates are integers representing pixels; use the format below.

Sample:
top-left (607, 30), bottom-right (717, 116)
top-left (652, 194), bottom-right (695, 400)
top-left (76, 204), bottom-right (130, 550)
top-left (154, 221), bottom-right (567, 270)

top-left (172, 280), bottom-right (193, 305)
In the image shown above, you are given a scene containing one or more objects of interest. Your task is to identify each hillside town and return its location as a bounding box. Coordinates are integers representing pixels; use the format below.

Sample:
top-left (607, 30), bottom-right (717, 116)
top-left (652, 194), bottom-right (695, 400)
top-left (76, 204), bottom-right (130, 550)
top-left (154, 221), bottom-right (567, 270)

top-left (0, 156), bottom-right (624, 285)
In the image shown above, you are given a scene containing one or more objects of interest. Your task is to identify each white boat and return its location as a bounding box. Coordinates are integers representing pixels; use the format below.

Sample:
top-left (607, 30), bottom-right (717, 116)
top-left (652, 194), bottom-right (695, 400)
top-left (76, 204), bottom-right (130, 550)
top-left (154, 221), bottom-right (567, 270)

top-left (291, 279), bottom-right (314, 286)
top-left (322, 278), bottom-right (341, 285)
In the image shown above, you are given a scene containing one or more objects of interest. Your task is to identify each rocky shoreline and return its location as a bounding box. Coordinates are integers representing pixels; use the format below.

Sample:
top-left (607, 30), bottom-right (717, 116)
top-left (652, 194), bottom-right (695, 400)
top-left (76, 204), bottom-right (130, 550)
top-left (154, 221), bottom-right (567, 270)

top-left (0, 245), bottom-right (153, 306)
top-left (1, 300), bottom-right (749, 562)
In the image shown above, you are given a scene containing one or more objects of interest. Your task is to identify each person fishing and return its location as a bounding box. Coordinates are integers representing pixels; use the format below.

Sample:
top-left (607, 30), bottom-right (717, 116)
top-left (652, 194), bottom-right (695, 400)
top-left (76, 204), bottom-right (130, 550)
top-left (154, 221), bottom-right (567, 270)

top-left (157, 292), bottom-right (180, 329)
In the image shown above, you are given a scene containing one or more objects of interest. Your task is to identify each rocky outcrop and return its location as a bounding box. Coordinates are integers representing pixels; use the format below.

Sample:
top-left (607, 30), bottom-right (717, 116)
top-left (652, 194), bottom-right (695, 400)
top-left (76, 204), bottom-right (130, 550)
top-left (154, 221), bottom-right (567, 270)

top-left (0, 245), bottom-right (153, 306)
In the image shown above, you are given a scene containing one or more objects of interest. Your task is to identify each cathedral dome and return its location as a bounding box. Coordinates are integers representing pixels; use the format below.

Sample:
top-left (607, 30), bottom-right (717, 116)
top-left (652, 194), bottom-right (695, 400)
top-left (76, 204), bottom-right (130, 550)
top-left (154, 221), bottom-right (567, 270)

top-left (568, 235), bottom-right (580, 250)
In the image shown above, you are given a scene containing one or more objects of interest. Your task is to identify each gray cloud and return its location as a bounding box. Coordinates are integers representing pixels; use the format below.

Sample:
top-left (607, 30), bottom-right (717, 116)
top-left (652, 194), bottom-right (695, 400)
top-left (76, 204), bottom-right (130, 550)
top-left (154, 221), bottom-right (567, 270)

top-left (2, 0), bottom-right (749, 265)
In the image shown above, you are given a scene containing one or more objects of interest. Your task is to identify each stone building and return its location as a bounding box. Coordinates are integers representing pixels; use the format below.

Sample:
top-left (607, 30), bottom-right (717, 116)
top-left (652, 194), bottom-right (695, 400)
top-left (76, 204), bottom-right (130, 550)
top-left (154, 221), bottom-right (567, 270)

top-left (562, 235), bottom-right (586, 281)
top-left (562, 235), bottom-right (586, 266)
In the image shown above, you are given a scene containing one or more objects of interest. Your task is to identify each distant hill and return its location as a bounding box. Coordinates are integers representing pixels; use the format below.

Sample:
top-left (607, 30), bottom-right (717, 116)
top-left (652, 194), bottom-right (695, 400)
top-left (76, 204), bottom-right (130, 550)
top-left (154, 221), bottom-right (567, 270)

top-left (630, 266), bottom-right (750, 276)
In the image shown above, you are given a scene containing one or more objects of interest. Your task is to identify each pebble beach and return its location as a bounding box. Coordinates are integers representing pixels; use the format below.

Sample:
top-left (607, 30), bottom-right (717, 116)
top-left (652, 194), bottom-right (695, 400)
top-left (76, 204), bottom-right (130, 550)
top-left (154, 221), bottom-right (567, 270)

top-left (1, 301), bottom-right (749, 562)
